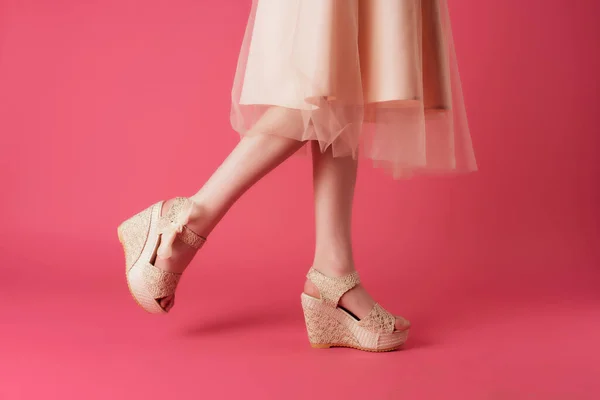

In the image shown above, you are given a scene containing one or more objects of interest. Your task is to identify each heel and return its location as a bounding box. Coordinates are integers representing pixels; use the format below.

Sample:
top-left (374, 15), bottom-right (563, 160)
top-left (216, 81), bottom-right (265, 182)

top-left (118, 203), bottom-right (163, 313)
top-left (301, 293), bottom-right (360, 349)
top-left (118, 206), bottom-right (154, 271)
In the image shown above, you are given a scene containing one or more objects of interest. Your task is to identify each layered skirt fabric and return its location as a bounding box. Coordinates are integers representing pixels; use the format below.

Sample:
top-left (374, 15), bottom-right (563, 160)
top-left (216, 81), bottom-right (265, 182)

top-left (231, 0), bottom-right (477, 178)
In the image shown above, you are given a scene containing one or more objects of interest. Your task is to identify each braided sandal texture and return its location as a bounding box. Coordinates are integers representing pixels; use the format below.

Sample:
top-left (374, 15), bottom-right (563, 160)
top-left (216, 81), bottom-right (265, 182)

top-left (301, 268), bottom-right (409, 352)
top-left (117, 197), bottom-right (206, 313)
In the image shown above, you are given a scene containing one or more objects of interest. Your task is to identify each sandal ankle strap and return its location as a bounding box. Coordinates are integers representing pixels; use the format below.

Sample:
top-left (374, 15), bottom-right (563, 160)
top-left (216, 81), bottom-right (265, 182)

top-left (306, 267), bottom-right (360, 307)
top-left (157, 197), bottom-right (206, 258)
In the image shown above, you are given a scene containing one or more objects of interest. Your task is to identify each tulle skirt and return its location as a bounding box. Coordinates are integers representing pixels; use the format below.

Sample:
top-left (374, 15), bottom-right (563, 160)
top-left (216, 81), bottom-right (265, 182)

top-left (230, 0), bottom-right (477, 178)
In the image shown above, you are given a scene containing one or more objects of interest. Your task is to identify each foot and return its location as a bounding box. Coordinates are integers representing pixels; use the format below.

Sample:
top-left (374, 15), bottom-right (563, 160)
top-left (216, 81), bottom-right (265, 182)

top-left (303, 271), bottom-right (410, 332)
top-left (153, 198), bottom-right (207, 311)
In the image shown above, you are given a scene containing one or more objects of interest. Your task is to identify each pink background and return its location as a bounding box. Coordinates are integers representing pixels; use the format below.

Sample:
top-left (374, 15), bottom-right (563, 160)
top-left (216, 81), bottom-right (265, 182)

top-left (1, 0), bottom-right (599, 399)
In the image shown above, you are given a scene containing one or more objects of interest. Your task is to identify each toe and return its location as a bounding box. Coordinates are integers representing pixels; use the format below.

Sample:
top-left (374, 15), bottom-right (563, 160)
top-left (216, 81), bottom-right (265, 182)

top-left (166, 297), bottom-right (175, 312)
top-left (159, 295), bottom-right (173, 311)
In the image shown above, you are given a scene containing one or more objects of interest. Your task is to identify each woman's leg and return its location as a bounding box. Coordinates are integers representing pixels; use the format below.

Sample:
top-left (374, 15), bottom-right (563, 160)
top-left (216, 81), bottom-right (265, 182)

top-left (156, 106), bottom-right (305, 310)
top-left (189, 107), bottom-right (306, 235)
top-left (304, 141), bottom-right (406, 330)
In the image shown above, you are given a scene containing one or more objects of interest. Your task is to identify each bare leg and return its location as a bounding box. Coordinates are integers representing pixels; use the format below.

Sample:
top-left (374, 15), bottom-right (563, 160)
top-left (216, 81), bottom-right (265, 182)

top-left (156, 107), bottom-right (305, 310)
top-left (189, 107), bottom-right (306, 235)
top-left (304, 141), bottom-right (408, 330)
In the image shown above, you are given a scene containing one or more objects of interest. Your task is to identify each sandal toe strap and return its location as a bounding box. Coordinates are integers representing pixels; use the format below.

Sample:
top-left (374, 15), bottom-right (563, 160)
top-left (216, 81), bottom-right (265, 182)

top-left (358, 303), bottom-right (396, 334)
top-left (142, 262), bottom-right (182, 299)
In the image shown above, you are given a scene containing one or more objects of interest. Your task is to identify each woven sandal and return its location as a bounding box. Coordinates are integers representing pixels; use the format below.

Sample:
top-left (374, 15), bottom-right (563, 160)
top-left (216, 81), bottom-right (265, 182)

top-left (117, 197), bottom-right (206, 314)
top-left (301, 268), bottom-right (409, 352)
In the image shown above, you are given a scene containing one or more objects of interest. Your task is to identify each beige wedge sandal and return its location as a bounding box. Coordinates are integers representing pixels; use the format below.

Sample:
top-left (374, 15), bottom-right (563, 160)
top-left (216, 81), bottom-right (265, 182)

top-left (117, 197), bottom-right (206, 314)
top-left (301, 268), bottom-right (410, 352)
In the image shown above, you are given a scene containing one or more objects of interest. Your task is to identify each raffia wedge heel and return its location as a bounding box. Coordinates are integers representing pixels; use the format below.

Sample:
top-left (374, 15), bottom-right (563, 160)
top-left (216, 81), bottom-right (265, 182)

top-left (117, 197), bottom-right (206, 314)
top-left (301, 268), bottom-right (409, 352)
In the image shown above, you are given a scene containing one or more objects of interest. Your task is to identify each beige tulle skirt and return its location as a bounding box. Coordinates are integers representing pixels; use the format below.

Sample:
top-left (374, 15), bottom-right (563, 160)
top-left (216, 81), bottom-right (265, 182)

top-left (230, 0), bottom-right (477, 178)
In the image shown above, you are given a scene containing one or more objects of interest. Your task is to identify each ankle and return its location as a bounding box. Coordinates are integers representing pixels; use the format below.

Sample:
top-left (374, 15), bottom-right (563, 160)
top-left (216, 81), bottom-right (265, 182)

top-left (185, 199), bottom-right (218, 237)
top-left (311, 256), bottom-right (355, 278)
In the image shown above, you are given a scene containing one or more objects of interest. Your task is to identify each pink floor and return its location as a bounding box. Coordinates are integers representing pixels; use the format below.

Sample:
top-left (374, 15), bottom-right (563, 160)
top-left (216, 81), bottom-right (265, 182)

top-left (2, 225), bottom-right (599, 399)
